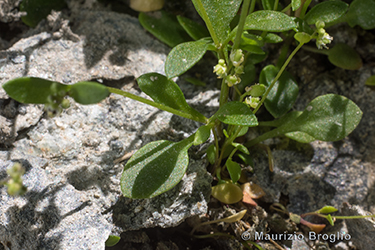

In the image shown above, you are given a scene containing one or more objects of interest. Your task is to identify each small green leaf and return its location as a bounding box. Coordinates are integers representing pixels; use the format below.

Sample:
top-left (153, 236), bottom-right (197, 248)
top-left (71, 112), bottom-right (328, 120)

top-left (292, 0), bottom-right (302, 11)
top-left (237, 126), bottom-right (249, 137)
top-left (215, 101), bottom-right (258, 127)
top-left (304, 1), bottom-right (348, 25)
top-left (327, 43), bottom-right (363, 70)
top-left (177, 15), bottom-right (210, 40)
top-left (105, 235), bottom-right (121, 247)
top-left (285, 131), bottom-right (316, 143)
top-left (264, 33), bottom-right (283, 43)
top-left (207, 144), bottom-right (216, 164)
top-left (365, 75), bottom-right (375, 86)
top-left (288, 94), bottom-right (363, 141)
top-left (137, 73), bottom-right (206, 121)
top-left (20, 0), bottom-right (66, 27)
top-left (223, 129), bottom-right (229, 138)
top-left (237, 153), bottom-right (254, 167)
top-left (316, 206), bottom-right (338, 214)
top-left (165, 39), bottom-right (209, 78)
top-left (69, 81), bottom-right (109, 105)
top-left (192, 0), bottom-right (242, 43)
top-left (248, 84), bottom-right (266, 97)
top-left (226, 158), bottom-right (242, 183)
top-left (194, 125), bottom-right (211, 145)
top-left (121, 137), bottom-right (194, 198)
top-left (3, 77), bottom-right (70, 104)
top-left (139, 11), bottom-right (191, 48)
top-left (211, 182), bottom-right (243, 204)
top-left (260, 65), bottom-right (299, 118)
top-left (232, 142), bottom-right (250, 155)
top-left (245, 11), bottom-right (296, 32)
top-left (294, 32), bottom-right (311, 44)
top-left (344, 0), bottom-right (375, 30)
top-left (326, 214), bottom-right (335, 226)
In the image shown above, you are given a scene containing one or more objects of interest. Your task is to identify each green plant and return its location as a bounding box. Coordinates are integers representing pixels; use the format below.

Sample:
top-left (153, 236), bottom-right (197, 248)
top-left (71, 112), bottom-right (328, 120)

top-left (3, 0), bottom-right (365, 203)
top-left (272, 204), bottom-right (375, 234)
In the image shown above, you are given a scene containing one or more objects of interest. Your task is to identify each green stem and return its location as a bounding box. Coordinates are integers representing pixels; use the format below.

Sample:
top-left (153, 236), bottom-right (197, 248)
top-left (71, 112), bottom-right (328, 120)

top-left (194, 0), bottom-right (220, 46)
top-left (244, 126), bottom-right (285, 148)
top-left (276, 33), bottom-right (294, 68)
top-left (107, 87), bottom-right (208, 124)
top-left (253, 42), bottom-right (305, 114)
top-left (302, 45), bottom-right (330, 55)
top-left (273, 0), bottom-right (279, 10)
top-left (232, 0), bottom-right (251, 51)
top-left (219, 78), bottom-right (229, 106)
top-left (333, 215), bottom-right (375, 220)
top-left (217, 125), bottom-right (243, 169)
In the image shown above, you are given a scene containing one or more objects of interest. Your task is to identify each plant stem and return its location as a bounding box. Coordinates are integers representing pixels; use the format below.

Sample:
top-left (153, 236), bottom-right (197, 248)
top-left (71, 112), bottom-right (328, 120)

top-left (232, 0), bottom-right (251, 51)
top-left (244, 126), bottom-right (286, 148)
top-left (276, 33), bottom-right (293, 68)
top-left (107, 87), bottom-right (208, 124)
top-left (273, 0), bottom-right (279, 10)
top-left (302, 45), bottom-right (330, 55)
top-left (253, 42), bottom-right (305, 114)
top-left (219, 78), bottom-right (229, 106)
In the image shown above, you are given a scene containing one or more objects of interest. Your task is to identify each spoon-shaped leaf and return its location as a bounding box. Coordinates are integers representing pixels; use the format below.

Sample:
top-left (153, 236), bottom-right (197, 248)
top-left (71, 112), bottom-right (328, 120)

top-left (3, 77), bottom-right (70, 104)
top-left (328, 43), bottom-right (362, 70)
top-left (121, 136), bottom-right (194, 198)
top-left (344, 0), bottom-right (375, 30)
top-left (165, 39), bottom-right (210, 78)
top-left (137, 73), bottom-right (206, 122)
top-left (226, 158), bottom-right (242, 183)
top-left (286, 94), bottom-right (362, 141)
top-left (304, 1), bottom-right (348, 25)
top-left (215, 101), bottom-right (258, 127)
top-left (260, 65), bottom-right (299, 118)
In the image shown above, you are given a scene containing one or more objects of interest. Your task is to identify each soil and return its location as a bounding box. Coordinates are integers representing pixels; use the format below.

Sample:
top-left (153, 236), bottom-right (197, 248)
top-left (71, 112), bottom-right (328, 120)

top-left (1, 1), bottom-right (375, 250)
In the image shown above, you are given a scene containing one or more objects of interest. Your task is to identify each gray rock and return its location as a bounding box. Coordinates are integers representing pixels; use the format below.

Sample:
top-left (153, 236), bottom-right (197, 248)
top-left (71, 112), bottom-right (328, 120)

top-left (1, 9), bottom-right (214, 250)
top-left (340, 203), bottom-right (375, 250)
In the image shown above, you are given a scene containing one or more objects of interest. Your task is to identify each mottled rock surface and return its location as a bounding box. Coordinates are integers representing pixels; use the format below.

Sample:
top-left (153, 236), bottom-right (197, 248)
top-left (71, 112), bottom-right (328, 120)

top-left (0, 8), bottom-right (215, 250)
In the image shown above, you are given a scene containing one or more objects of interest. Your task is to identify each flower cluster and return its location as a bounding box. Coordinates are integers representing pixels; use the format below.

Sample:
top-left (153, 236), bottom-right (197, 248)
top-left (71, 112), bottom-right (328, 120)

top-left (4, 163), bottom-right (27, 196)
top-left (45, 82), bottom-right (70, 117)
top-left (213, 49), bottom-right (246, 87)
top-left (315, 21), bottom-right (333, 49)
top-left (243, 84), bottom-right (266, 109)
